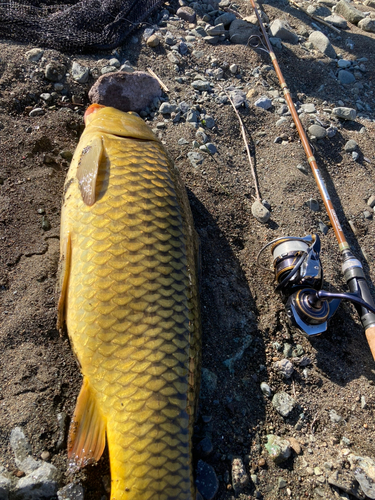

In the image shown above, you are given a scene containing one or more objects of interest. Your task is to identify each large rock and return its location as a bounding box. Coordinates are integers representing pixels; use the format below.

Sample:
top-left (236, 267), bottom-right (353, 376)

top-left (324, 14), bottom-right (348, 28)
top-left (332, 107), bottom-right (356, 120)
top-left (229, 19), bottom-right (259, 44)
top-left (335, 0), bottom-right (365, 24)
top-left (88, 71), bottom-right (161, 113)
top-left (269, 19), bottom-right (299, 43)
top-left (358, 18), bottom-right (375, 32)
top-left (308, 31), bottom-right (336, 58)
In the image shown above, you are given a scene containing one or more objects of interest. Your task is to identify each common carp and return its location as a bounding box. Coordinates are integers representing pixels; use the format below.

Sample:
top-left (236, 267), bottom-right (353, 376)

top-left (57, 104), bottom-right (201, 500)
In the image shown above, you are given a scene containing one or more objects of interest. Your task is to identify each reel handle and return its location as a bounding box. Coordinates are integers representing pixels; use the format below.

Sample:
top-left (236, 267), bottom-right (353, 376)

top-left (365, 326), bottom-right (375, 361)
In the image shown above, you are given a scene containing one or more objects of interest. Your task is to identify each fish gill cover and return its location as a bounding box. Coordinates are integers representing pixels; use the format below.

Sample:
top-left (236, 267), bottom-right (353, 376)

top-left (0, 0), bottom-right (164, 52)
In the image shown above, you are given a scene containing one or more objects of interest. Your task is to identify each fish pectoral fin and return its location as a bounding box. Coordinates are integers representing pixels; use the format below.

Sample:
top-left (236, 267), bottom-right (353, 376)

top-left (56, 232), bottom-right (72, 332)
top-left (67, 377), bottom-right (106, 469)
top-left (76, 135), bottom-right (103, 206)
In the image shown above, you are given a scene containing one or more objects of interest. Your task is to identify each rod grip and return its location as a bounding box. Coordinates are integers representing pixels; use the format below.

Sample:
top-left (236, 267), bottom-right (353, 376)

top-left (365, 326), bottom-right (375, 361)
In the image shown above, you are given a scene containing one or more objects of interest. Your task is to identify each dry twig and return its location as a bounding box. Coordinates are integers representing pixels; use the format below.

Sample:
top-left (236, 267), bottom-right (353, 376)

top-left (288, 0), bottom-right (341, 34)
top-left (147, 67), bottom-right (170, 93)
top-left (222, 87), bottom-right (261, 202)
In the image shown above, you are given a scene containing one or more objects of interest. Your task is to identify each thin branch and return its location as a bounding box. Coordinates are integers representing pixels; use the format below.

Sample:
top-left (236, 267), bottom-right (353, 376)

top-left (222, 87), bottom-right (261, 202)
top-left (147, 67), bottom-right (169, 93)
top-left (288, 0), bottom-right (341, 34)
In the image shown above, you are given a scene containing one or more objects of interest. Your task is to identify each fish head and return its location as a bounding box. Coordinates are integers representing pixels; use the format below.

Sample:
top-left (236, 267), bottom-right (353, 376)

top-left (83, 104), bottom-right (158, 142)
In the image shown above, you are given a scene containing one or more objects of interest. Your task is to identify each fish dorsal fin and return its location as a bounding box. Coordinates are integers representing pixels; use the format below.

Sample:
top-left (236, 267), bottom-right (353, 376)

top-left (76, 135), bottom-right (103, 206)
top-left (67, 377), bottom-right (106, 470)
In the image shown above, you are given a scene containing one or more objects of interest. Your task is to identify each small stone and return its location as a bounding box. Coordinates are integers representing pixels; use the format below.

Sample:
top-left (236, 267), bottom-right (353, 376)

top-left (177, 6), bottom-right (196, 23)
top-left (147, 34), bottom-right (160, 47)
top-left (288, 437), bottom-right (301, 455)
top-left (337, 59), bottom-right (352, 69)
top-left (204, 35), bottom-right (220, 45)
top-left (29, 108), bottom-right (45, 117)
top-left (319, 222), bottom-right (329, 235)
top-left (186, 110), bottom-right (199, 123)
top-left (206, 24), bottom-right (226, 36)
top-left (260, 382), bottom-right (272, 397)
top-left (71, 61), bottom-right (90, 83)
top-left (367, 195), bottom-right (375, 208)
top-left (229, 19), bottom-right (259, 44)
top-left (273, 359), bottom-right (294, 378)
top-left (258, 458), bottom-right (266, 467)
top-left (201, 368), bottom-right (217, 397)
top-left (200, 143), bottom-right (217, 155)
top-left (159, 102), bottom-right (177, 114)
top-left (335, 0), bottom-right (365, 24)
top-left (338, 70), bottom-right (356, 85)
top-left (88, 71), bottom-right (162, 113)
top-left (283, 343), bottom-right (292, 358)
top-left (358, 18), bottom-right (375, 32)
top-left (251, 200), bottom-right (270, 223)
top-left (363, 210), bottom-right (372, 220)
top-left (196, 460), bottom-right (219, 500)
top-left (167, 52), bottom-right (180, 65)
top-left (352, 151), bottom-right (359, 161)
top-left (25, 48), bottom-right (44, 62)
top-left (327, 126), bottom-right (337, 138)
top-left (301, 103), bottom-right (316, 113)
top-left (178, 138), bottom-right (189, 145)
top-left (215, 12), bottom-right (236, 27)
top-left (15, 462), bottom-right (59, 499)
top-left (45, 62), bottom-right (66, 82)
top-left (307, 198), bottom-right (320, 211)
top-left (272, 391), bottom-right (296, 417)
top-left (10, 427), bottom-right (32, 464)
top-left (246, 88), bottom-right (258, 99)
top-left (332, 107), bottom-right (356, 121)
top-left (269, 19), bottom-right (299, 43)
top-left (276, 117), bottom-right (288, 127)
top-left (202, 116), bottom-right (215, 129)
top-left (57, 483), bottom-right (84, 500)
top-left (308, 124), bottom-right (326, 139)
top-left (265, 435), bottom-right (291, 464)
top-left (329, 409), bottom-right (343, 423)
top-left (297, 163), bottom-right (309, 175)
top-left (196, 129), bottom-right (208, 144)
top-left (60, 150), bottom-right (73, 161)
top-left (213, 68), bottom-right (224, 80)
top-left (191, 80), bottom-right (211, 91)
top-left (229, 89), bottom-right (246, 109)
top-left (197, 437), bottom-right (213, 457)
top-left (324, 14), bottom-right (347, 28)
top-left (232, 457), bottom-right (249, 493)
top-left (188, 151), bottom-right (204, 167)
top-left (308, 31), bottom-right (336, 58)
top-left (42, 216), bottom-right (51, 231)
top-left (278, 478), bottom-right (287, 489)
top-left (344, 139), bottom-right (357, 152)
top-left (229, 64), bottom-right (238, 74)
top-left (314, 467), bottom-right (323, 476)
top-left (254, 96), bottom-right (272, 110)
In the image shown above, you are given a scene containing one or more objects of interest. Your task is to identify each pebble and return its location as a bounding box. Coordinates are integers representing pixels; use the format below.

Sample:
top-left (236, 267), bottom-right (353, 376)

top-left (335, 0), bottom-right (365, 24)
top-left (327, 126), bottom-right (337, 138)
top-left (41, 216), bottom-right (51, 231)
top-left (251, 199), bottom-right (271, 223)
top-left (40, 451), bottom-right (50, 461)
top-left (206, 24), bottom-right (226, 36)
top-left (358, 18), bottom-right (375, 32)
top-left (307, 198), bottom-right (320, 212)
top-left (147, 34), bottom-right (160, 47)
top-left (45, 62), bottom-right (66, 82)
top-left (352, 151), bottom-right (359, 161)
top-left (297, 163), bottom-right (309, 175)
top-left (159, 102), bottom-right (177, 114)
top-left (197, 437), bottom-right (213, 458)
top-left (289, 437), bottom-right (302, 455)
top-left (283, 343), bottom-right (292, 358)
top-left (260, 382), bottom-right (272, 397)
top-left (200, 368), bottom-right (218, 397)
top-left (337, 59), bottom-right (352, 69)
top-left (332, 107), bottom-right (356, 120)
top-left (202, 116), bottom-right (215, 129)
top-left (200, 143), bottom-right (217, 154)
top-left (196, 129), bottom-right (208, 144)
top-left (71, 61), bottom-right (89, 84)
top-left (29, 108), bottom-right (45, 117)
top-left (204, 36), bottom-right (220, 46)
top-left (254, 96), bottom-right (272, 110)
top-left (232, 457), bottom-right (249, 493)
top-left (178, 138), bottom-right (189, 145)
top-left (278, 478), bottom-right (287, 489)
top-left (273, 359), bottom-right (294, 378)
top-left (56, 412), bottom-right (68, 450)
top-left (167, 52), bottom-right (180, 65)
top-left (319, 222), bottom-right (329, 235)
top-left (215, 12), bottom-right (236, 26)
top-left (338, 70), bottom-right (356, 85)
top-left (196, 460), bottom-right (219, 500)
top-left (25, 48), bottom-right (44, 62)
top-left (329, 409), bottom-right (343, 423)
top-left (363, 210), bottom-right (372, 220)
top-left (301, 103), bottom-right (316, 113)
top-left (269, 19), bottom-right (299, 43)
top-left (265, 435), bottom-right (291, 464)
top-left (324, 14), bottom-right (348, 28)
top-left (188, 151), bottom-right (204, 167)
top-left (228, 88), bottom-right (246, 109)
top-left (191, 80), bottom-right (211, 91)
top-left (276, 117), bottom-right (288, 127)
top-left (10, 427), bottom-right (32, 464)
top-left (88, 71), bottom-right (161, 113)
top-left (308, 31), bottom-right (336, 58)
top-left (367, 195), bottom-right (375, 208)
top-left (344, 139), bottom-right (357, 152)
top-left (14, 462), bottom-right (59, 499)
top-left (272, 391), bottom-right (296, 417)
top-left (57, 483), bottom-right (84, 500)
top-left (176, 6), bottom-right (196, 23)
top-left (308, 124), bottom-right (326, 139)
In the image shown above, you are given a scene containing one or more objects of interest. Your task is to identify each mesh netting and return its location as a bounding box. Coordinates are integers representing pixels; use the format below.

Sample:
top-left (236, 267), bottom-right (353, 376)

top-left (0, 0), bottom-right (164, 52)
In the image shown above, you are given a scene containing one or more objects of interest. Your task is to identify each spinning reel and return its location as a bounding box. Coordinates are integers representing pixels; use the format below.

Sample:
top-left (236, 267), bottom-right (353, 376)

top-left (258, 235), bottom-right (375, 337)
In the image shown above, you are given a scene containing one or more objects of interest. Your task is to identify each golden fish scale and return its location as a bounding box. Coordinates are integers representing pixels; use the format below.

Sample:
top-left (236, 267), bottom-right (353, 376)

top-left (62, 134), bottom-right (200, 500)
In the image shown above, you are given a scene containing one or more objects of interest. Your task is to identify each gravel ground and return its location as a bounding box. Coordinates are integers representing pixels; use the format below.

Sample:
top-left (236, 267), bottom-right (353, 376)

top-left (1, 0), bottom-right (375, 498)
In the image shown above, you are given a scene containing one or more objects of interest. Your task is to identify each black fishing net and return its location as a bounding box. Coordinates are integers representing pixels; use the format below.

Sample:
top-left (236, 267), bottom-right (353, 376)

top-left (0, 0), bottom-right (164, 52)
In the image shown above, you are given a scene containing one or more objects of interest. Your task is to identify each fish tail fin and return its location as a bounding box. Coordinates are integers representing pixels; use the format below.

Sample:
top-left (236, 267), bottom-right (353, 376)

top-left (67, 377), bottom-right (106, 471)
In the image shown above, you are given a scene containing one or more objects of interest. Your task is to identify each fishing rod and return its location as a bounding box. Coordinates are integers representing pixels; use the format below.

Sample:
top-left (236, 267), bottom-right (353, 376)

top-left (249, 0), bottom-right (375, 358)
